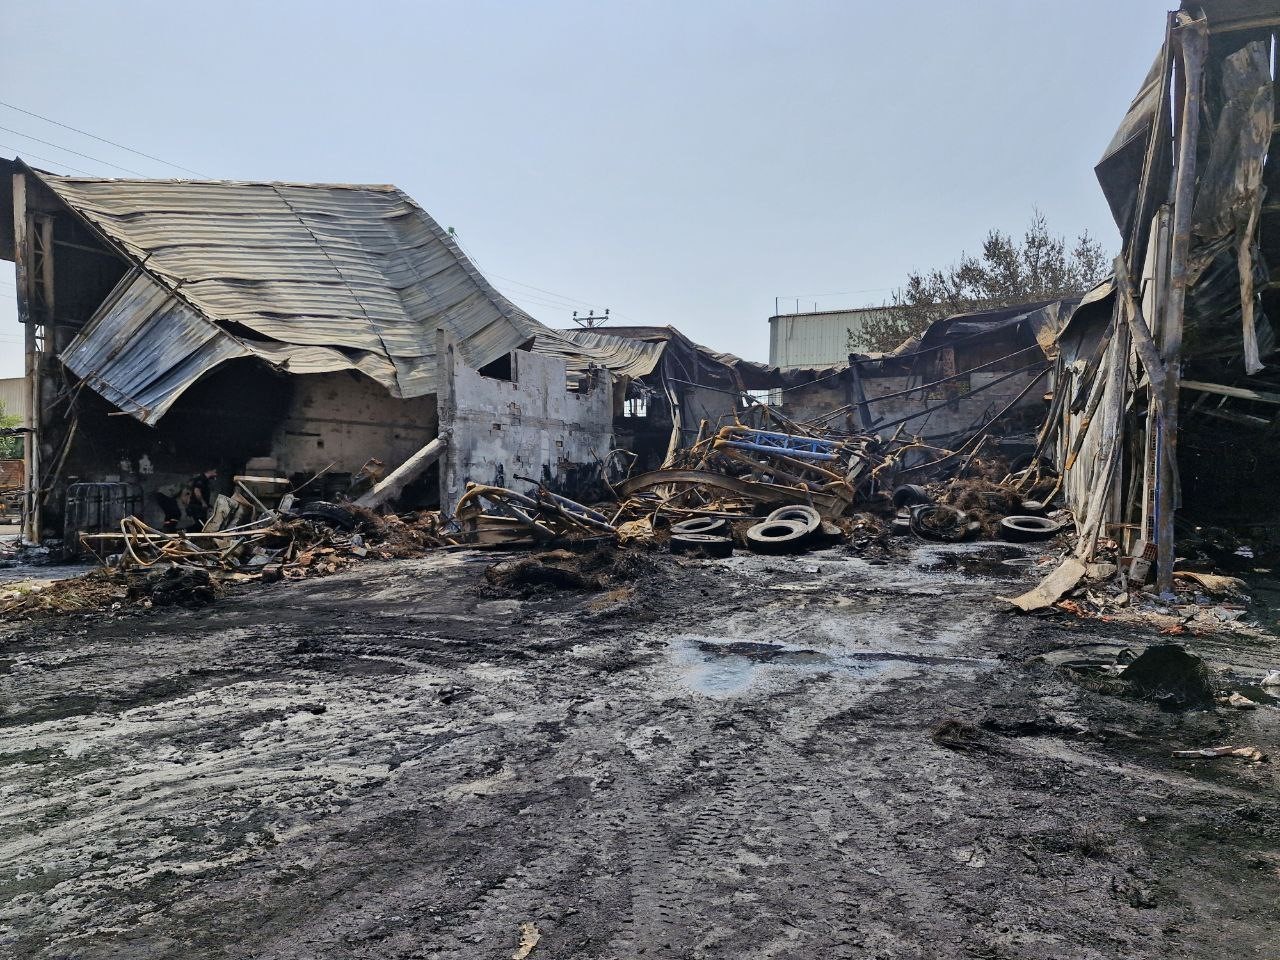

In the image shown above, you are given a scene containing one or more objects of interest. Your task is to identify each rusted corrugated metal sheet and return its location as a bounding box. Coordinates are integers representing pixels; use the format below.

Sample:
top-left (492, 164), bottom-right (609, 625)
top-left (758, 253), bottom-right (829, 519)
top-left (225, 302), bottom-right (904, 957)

top-left (40, 171), bottom-right (539, 422)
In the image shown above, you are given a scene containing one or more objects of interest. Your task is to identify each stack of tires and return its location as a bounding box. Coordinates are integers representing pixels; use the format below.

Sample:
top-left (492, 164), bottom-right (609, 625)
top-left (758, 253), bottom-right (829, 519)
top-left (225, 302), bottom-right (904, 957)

top-left (668, 516), bottom-right (734, 558)
top-left (668, 504), bottom-right (835, 558)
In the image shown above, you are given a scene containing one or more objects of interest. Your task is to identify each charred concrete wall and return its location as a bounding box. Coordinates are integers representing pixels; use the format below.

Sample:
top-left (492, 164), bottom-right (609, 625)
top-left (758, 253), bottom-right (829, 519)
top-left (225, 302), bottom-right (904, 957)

top-left (438, 346), bottom-right (613, 514)
top-left (270, 372), bottom-right (437, 477)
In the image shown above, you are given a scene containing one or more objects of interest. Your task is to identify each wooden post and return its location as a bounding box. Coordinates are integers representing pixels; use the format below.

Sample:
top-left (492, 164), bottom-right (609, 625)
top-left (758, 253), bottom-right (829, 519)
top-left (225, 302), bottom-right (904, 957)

top-left (1156, 16), bottom-right (1207, 593)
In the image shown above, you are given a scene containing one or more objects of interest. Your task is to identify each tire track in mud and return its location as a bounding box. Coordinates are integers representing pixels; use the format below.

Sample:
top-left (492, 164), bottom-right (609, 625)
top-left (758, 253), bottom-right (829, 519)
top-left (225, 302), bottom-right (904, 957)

top-left (4, 547), bottom-right (1279, 958)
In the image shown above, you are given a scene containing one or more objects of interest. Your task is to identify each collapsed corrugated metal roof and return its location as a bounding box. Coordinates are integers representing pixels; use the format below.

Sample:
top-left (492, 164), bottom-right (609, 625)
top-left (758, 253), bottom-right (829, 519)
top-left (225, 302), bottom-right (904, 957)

top-left (35, 169), bottom-right (540, 423)
top-left (530, 327), bottom-right (666, 384)
top-left (530, 324), bottom-right (779, 392)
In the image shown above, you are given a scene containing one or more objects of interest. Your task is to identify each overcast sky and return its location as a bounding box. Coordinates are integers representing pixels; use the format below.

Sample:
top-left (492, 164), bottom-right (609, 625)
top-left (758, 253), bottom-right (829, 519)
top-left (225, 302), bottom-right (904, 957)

top-left (0, 0), bottom-right (1170, 382)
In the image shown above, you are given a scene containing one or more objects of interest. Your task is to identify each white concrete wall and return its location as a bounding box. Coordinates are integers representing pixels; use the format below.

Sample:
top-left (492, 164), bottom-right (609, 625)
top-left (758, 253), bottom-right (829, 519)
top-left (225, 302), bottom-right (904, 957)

top-left (271, 372), bottom-right (438, 476)
top-left (439, 347), bottom-right (613, 513)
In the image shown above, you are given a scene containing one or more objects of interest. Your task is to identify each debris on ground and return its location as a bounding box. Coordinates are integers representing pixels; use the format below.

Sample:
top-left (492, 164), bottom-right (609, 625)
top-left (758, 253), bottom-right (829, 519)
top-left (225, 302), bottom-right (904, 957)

top-left (1119, 644), bottom-right (1215, 711)
top-left (0, 570), bottom-right (129, 620)
top-left (1221, 691), bottom-right (1259, 710)
top-left (455, 484), bottom-right (615, 547)
top-left (1172, 745), bottom-right (1267, 763)
top-left (511, 922), bottom-right (541, 960)
top-left (484, 546), bottom-right (667, 598)
top-left (941, 479), bottom-right (1021, 537)
top-left (930, 718), bottom-right (989, 752)
top-left (485, 551), bottom-right (606, 593)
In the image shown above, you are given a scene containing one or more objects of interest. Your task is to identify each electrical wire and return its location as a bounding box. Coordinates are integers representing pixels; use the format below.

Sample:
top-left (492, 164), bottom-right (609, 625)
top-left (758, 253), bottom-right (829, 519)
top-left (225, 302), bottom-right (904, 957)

top-left (489, 272), bottom-right (604, 310)
top-left (0, 123), bottom-right (147, 176)
top-left (0, 99), bottom-right (203, 176)
top-left (0, 141), bottom-right (92, 176)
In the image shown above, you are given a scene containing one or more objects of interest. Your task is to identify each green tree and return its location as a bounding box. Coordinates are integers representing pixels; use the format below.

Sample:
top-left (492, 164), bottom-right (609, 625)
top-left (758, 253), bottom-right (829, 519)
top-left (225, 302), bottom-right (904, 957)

top-left (0, 402), bottom-right (23, 460)
top-left (849, 211), bottom-right (1110, 353)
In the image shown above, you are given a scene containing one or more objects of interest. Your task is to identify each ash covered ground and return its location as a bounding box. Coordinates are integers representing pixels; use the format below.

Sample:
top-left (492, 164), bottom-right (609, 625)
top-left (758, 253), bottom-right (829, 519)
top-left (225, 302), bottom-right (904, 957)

top-left (2, 543), bottom-right (1279, 959)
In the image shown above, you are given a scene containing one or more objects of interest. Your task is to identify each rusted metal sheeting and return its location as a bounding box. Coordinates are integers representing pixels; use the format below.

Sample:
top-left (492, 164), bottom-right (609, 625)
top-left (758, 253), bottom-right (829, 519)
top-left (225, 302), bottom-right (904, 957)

top-left (43, 173), bottom-right (537, 421)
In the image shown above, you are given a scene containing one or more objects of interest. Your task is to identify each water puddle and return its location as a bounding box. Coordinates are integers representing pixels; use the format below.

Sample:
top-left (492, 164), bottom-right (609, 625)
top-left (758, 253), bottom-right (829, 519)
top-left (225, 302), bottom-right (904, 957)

top-left (915, 544), bottom-right (1037, 578)
top-left (666, 634), bottom-right (993, 697)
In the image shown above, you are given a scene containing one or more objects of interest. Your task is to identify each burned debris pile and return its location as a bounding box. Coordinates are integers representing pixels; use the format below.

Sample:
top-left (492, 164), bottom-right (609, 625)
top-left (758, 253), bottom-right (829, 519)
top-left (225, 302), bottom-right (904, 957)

top-left (600, 413), bottom-right (1072, 559)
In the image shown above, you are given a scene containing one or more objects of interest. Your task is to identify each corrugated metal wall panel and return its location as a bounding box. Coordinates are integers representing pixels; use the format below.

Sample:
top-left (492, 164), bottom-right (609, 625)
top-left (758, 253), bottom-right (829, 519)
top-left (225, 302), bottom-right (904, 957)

top-left (0, 377), bottom-right (25, 421)
top-left (768, 309), bottom-right (901, 370)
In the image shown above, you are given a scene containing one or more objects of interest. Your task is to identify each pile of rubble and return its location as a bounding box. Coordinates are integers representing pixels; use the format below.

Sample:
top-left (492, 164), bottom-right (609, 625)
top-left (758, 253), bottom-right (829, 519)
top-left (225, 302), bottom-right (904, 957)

top-left (1, 418), bottom-right (1085, 620)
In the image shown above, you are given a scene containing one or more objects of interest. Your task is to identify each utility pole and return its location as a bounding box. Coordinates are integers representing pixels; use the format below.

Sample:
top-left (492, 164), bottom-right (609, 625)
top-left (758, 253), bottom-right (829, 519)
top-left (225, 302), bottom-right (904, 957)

top-left (572, 308), bottom-right (610, 328)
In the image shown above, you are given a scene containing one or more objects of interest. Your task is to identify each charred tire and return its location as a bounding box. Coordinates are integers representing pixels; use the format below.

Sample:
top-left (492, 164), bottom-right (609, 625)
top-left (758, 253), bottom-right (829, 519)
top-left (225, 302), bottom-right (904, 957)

top-left (999, 515), bottom-right (1061, 542)
top-left (891, 514), bottom-right (913, 535)
top-left (765, 505), bottom-right (821, 540)
top-left (818, 520), bottom-right (844, 545)
top-left (746, 519), bottom-right (810, 555)
top-left (892, 484), bottom-right (931, 509)
top-left (298, 501), bottom-right (357, 530)
top-left (670, 516), bottom-right (729, 536)
top-left (670, 533), bottom-right (733, 558)
top-left (909, 504), bottom-right (971, 542)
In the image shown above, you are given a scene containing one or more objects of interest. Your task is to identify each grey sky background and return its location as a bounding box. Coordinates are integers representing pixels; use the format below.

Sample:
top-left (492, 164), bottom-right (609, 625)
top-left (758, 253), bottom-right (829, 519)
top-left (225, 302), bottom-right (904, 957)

top-left (0, 0), bottom-right (1171, 382)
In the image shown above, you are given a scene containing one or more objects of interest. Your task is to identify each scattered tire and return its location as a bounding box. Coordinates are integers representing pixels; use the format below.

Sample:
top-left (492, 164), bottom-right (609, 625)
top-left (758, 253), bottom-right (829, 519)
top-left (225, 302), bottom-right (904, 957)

top-left (1020, 499), bottom-right (1047, 515)
top-left (670, 516), bottom-right (729, 536)
top-left (818, 520), bottom-right (844, 545)
top-left (670, 533), bottom-right (734, 558)
top-left (891, 514), bottom-right (913, 535)
top-left (909, 504), bottom-right (971, 542)
top-left (745, 519), bottom-right (810, 555)
top-left (999, 515), bottom-right (1062, 542)
top-left (298, 501), bottom-right (357, 530)
top-left (765, 505), bottom-right (821, 540)
top-left (892, 484), bottom-right (931, 509)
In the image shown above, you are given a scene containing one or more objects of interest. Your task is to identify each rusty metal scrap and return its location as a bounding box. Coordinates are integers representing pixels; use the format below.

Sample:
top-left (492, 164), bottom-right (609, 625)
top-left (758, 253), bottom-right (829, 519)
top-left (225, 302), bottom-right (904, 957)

top-left (455, 483), bottom-right (615, 547)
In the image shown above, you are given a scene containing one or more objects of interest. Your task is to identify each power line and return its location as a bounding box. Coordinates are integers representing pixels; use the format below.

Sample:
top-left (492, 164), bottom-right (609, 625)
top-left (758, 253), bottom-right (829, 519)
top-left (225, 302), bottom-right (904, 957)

top-left (488, 271), bottom-right (645, 324)
top-left (0, 123), bottom-right (148, 176)
top-left (501, 285), bottom-right (588, 312)
top-left (450, 232), bottom-right (637, 325)
top-left (0, 141), bottom-right (91, 176)
top-left (0, 99), bottom-right (202, 177)
top-left (489, 272), bottom-right (602, 310)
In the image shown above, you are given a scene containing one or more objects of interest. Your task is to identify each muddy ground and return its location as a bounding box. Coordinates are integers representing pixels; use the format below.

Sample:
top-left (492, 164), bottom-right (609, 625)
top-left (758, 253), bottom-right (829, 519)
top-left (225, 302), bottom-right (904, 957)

top-left (2, 541), bottom-right (1279, 959)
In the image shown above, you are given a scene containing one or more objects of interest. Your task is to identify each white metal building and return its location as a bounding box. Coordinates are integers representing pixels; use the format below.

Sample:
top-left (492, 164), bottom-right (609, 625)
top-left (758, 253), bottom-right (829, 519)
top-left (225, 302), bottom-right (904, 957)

top-left (0, 376), bottom-right (24, 421)
top-left (768, 306), bottom-right (905, 370)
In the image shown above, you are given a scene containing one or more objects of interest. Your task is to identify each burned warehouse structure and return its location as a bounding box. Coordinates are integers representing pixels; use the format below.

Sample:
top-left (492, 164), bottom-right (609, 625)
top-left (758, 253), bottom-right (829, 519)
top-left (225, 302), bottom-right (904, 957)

top-left (11, 4), bottom-right (1280, 958)
top-left (0, 162), bottom-right (638, 544)
top-left (1033, 0), bottom-right (1280, 599)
